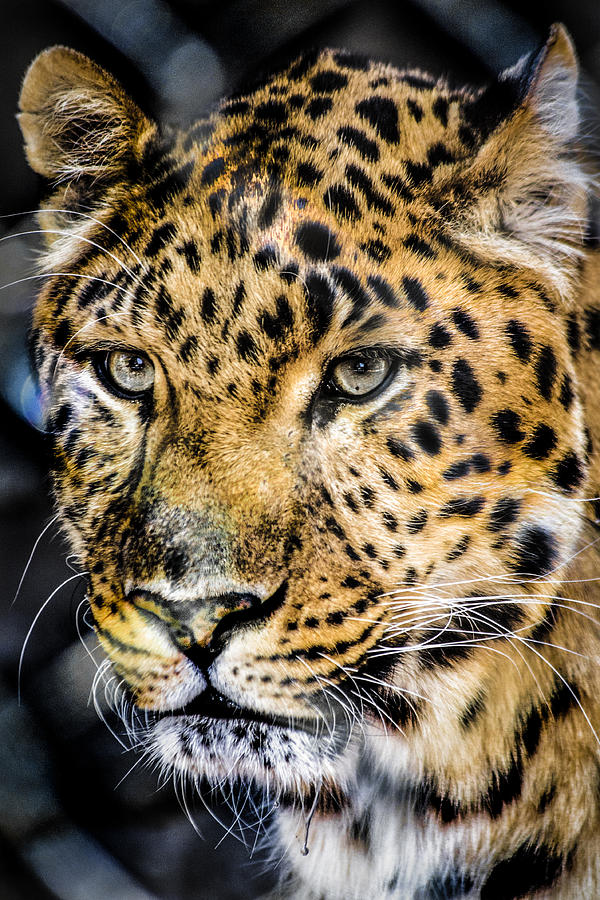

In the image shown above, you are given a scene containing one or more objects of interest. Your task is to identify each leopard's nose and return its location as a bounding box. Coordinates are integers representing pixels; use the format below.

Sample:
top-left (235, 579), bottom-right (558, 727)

top-left (127, 583), bottom-right (287, 670)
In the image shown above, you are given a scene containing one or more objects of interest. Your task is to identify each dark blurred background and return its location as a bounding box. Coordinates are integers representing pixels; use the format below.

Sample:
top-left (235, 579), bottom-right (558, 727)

top-left (1, 1), bottom-right (599, 898)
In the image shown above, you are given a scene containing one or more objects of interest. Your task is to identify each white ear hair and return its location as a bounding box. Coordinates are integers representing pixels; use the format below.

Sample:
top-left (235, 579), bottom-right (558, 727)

top-left (449, 25), bottom-right (589, 300)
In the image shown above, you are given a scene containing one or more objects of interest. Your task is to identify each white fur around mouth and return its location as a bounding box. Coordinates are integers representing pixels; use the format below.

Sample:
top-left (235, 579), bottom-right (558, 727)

top-left (150, 713), bottom-right (349, 790)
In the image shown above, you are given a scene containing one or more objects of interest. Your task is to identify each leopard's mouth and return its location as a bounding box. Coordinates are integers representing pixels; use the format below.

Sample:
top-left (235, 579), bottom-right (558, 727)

top-left (153, 685), bottom-right (322, 737)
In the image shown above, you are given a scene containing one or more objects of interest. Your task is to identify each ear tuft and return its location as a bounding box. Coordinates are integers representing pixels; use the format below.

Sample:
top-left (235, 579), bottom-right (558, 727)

top-left (444, 24), bottom-right (589, 298)
top-left (503, 23), bottom-right (579, 143)
top-left (19, 46), bottom-right (151, 181)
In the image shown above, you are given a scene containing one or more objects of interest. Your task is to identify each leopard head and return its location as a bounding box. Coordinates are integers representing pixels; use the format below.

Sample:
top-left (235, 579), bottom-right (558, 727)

top-left (18, 26), bottom-right (592, 803)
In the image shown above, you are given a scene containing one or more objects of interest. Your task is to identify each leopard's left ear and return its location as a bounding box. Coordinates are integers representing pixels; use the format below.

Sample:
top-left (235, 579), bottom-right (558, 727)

top-left (444, 24), bottom-right (589, 297)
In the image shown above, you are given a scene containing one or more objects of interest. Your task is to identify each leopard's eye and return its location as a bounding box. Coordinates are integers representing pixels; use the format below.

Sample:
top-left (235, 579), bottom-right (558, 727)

top-left (329, 353), bottom-right (393, 399)
top-left (98, 350), bottom-right (155, 398)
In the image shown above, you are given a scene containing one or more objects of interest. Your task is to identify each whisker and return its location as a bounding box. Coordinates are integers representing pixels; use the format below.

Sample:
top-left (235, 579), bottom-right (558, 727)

top-left (18, 572), bottom-right (87, 704)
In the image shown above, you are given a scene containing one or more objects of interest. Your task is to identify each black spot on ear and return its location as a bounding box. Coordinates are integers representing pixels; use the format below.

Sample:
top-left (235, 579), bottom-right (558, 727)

top-left (355, 96), bottom-right (400, 143)
top-left (552, 451), bottom-right (584, 492)
top-left (412, 420), bottom-right (442, 455)
top-left (511, 526), bottom-right (557, 577)
top-left (491, 409), bottom-right (525, 443)
top-left (535, 346), bottom-right (557, 400)
top-left (304, 273), bottom-right (335, 342)
top-left (324, 185), bottom-right (362, 221)
top-left (506, 320), bottom-right (532, 363)
top-left (201, 156), bottom-right (225, 186)
top-left (295, 221), bottom-right (341, 261)
top-left (336, 126), bottom-right (379, 162)
top-left (488, 498), bottom-right (521, 532)
top-left (451, 359), bottom-right (482, 412)
top-left (523, 424), bottom-right (557, 460)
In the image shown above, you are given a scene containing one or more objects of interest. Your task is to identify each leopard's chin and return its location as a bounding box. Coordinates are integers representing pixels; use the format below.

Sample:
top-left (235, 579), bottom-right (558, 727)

top-left (139, 685), bottom-right (348, 788)
top-left (149, 713), bottom-right (346, 790)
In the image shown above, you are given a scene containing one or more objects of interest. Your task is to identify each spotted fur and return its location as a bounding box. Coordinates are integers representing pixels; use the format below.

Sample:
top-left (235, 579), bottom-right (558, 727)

top-left (18, 24), bottom-right (600, 898)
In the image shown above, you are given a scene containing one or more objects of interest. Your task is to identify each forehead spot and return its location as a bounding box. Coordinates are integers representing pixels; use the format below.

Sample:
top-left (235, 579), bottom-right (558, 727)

top-left (403, 276), bottom-right (429, 311)
top-left (310, 70), bottom-right (348, 93)
top-left (324, 185), bottom-right (362, 221)
top-left (355, 96), bottom-right (400, 143)
top-left (295, 221), bottom-right (341, 262)
top-left (296, 162), bottom-right (323, 187)
top-left (345, 165), bottom-right (395, 217)
top-left (306, 97), bottom-right (333, 120)
top-left (337, 126), bottom-right (379, 162)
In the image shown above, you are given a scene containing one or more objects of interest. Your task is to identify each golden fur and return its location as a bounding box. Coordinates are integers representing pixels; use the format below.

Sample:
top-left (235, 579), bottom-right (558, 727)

top-left (18, 24), bottom-right (600, 898)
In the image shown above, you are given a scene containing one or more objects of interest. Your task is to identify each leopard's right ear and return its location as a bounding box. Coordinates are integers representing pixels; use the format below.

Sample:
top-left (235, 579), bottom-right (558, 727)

top-left (18, 46), bottom-right (153, 182)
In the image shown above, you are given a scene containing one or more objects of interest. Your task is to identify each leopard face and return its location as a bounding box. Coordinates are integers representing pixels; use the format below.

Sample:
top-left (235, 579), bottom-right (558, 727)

top-left (19, 27), bottom-right (592, 808)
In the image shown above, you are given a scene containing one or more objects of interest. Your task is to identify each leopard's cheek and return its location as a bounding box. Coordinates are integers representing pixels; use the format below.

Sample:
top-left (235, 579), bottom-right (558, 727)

top-left (90, 594), bottom-right (205, 709)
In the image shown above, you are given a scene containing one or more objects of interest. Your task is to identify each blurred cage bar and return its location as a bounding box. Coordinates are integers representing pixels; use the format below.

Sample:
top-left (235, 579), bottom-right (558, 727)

top-left (0, 1), bottom-right (598, 898)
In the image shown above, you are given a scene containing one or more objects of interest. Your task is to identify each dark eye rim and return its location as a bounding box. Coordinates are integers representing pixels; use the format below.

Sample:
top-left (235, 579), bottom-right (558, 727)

top-left (323, 350), bottom-right (399, 404)
top-left (92, 349), bottom-right (155, 401)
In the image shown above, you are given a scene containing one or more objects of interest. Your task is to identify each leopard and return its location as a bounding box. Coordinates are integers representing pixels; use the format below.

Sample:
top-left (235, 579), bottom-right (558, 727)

top-left (17, 22), bottom-right (600, 899)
